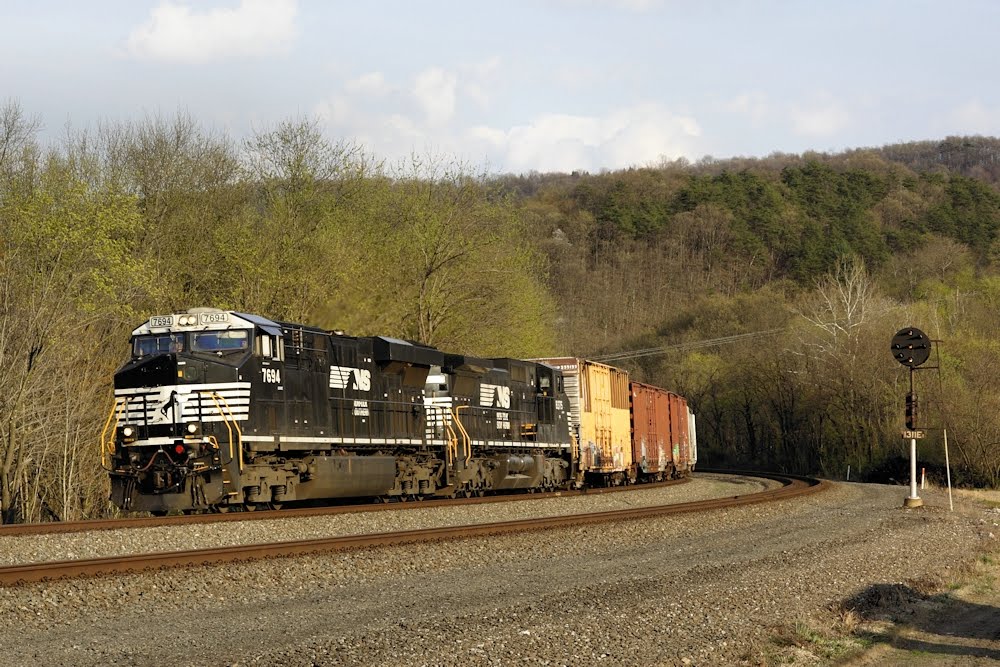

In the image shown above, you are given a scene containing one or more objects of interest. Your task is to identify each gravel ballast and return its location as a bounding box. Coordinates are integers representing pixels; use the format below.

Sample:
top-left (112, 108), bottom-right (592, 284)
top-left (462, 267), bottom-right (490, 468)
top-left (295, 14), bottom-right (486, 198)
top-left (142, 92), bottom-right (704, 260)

top-left (0, 474), bottom-right (772, 566)
top-left (1, 476), bottom-right (995, 666)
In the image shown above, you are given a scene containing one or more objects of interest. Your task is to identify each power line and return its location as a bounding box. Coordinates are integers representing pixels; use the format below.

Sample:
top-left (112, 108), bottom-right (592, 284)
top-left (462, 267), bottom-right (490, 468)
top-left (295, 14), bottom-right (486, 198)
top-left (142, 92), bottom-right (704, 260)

top-left (591, 328), bottom-right (786, 363)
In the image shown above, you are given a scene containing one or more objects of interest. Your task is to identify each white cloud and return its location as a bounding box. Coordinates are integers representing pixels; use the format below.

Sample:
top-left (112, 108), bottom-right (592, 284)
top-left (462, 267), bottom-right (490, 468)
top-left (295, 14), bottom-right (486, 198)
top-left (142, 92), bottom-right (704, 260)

top-left (727, 92), bottom-right (770, 125)
top-left (459, 57), bottom-right (501, 108)
top-left (314, 97), bottom-right (352, 126)
top-left (949, 100), bottom-right (1000, 134)
top-left (345, 72), bottom-right (391, 96)
top-left (126, 0), bottom-right (298, 64)
top-left (789, 97), bottom-right (850, 137)
top-left (413, 67), bottom-right (458, 125)
top-left (604, 0), bottom-right (664, 10)
top-left (470, 103), bottom-right (701, 173)
top-left (557, 0), bottom-right (664, 11)
top-left (315, 65), bottom-right (700, 173)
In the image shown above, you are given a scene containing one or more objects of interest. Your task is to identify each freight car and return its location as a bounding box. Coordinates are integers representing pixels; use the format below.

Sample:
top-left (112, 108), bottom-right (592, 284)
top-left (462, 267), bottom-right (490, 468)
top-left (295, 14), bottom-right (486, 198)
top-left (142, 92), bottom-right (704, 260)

top-left (103, 309), bottom-right (574, 514)
top-left (534, 359), bottom-right (697, 484)
top-left (534, 357), bottom-right (632, 484)
top-left (630, 382), bottom-right (697, 480)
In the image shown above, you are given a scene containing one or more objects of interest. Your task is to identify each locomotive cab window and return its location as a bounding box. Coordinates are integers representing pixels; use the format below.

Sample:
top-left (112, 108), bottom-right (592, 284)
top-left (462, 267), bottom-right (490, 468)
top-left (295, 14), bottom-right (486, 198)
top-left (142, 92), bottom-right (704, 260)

top-left (191, 330), bottom-right (249, 354)
top-left (257, 334), bottom-right (282, 360)
top-left (133, 333), bottom-right (185, 357)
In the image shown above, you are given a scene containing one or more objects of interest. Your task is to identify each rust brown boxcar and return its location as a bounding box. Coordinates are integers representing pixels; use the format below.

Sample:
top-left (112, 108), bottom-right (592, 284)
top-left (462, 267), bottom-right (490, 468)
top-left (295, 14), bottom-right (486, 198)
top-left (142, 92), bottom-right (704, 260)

top-left (629, 381), bottom-right (673, 480)
top-left (668, 392), bottom-right (691, 474)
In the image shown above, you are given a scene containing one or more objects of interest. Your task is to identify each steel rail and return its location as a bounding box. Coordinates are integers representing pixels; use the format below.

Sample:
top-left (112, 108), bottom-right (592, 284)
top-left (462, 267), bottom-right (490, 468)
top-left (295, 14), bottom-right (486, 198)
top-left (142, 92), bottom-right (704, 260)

top-left (0, 471), bottom-right (827, 587)
top-left (0, 478), bottom-right (689, 537)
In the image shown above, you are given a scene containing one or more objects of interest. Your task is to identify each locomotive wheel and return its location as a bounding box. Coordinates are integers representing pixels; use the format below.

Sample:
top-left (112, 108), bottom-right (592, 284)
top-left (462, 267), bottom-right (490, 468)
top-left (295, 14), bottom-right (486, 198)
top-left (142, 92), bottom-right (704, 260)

top-left (244, 502), bottom-right (278, 511)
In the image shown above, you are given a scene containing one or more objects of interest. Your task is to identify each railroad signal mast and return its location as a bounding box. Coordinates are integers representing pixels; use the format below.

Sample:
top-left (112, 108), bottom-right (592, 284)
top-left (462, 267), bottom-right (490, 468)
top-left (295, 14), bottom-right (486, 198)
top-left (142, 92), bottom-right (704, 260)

top-left (890, 327), bottom-right (932, 508)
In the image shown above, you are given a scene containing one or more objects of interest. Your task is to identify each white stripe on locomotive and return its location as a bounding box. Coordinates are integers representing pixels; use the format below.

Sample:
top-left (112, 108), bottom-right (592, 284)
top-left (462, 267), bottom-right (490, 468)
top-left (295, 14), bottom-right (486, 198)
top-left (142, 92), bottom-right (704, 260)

top-left (114, 382), bottom-right (251, 425)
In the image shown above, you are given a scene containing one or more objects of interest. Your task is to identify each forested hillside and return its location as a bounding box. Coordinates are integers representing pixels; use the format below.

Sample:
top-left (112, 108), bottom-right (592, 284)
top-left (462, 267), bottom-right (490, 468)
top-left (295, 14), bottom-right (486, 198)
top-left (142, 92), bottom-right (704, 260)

top-left (516, 145), bottom-right (1000, 491)
top-left (2, 98), bottom-right (999, 522)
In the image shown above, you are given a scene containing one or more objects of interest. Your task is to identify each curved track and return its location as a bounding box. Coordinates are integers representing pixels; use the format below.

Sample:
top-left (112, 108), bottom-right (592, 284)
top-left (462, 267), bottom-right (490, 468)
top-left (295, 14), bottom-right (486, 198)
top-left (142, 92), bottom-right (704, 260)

top-left (0, 478), bottom-right (689, 537)
top-left (0, 471), bottom-right (828, 586)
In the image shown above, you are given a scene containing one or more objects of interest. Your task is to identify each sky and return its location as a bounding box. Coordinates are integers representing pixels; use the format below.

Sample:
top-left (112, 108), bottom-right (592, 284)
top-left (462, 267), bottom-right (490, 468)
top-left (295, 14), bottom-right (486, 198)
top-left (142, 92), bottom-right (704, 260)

top-left (2, 0), bottom-right (999, 174)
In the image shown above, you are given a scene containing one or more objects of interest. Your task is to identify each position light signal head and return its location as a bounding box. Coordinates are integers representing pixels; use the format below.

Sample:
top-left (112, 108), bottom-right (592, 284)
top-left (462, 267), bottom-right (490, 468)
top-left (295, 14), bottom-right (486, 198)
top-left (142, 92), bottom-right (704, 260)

top-left (890, 327), bottom-right (931, 368)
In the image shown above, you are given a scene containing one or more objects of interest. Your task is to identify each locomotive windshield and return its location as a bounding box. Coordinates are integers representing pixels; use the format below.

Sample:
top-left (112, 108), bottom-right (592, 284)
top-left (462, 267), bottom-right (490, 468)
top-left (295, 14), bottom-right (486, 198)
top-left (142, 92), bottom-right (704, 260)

top-left (133, 333), bottom-right (185, 357)
top-left (191, 330), bottom-right (250, 353)
top-left (131, 330), bottom-right (250, 358)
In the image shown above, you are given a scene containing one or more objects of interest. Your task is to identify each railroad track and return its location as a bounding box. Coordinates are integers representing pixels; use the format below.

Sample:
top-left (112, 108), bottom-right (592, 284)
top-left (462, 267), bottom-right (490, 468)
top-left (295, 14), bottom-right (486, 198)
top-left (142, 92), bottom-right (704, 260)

top-left (0, 477), bottom-right (689, 537)
top-left (0, 471), bottom-right (827, 587)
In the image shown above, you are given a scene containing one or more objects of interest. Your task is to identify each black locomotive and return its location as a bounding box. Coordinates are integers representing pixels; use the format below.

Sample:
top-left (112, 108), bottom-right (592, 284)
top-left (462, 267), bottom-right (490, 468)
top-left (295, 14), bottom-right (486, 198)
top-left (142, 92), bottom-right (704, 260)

top-left (104, 309), bottom-right (574, 513)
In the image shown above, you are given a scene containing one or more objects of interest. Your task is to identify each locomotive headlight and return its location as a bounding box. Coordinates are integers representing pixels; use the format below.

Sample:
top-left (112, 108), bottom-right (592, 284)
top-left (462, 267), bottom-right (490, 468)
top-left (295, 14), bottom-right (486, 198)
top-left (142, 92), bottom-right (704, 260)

top-left (186, 423), bottom-right (198, 434)
top-left (122, 426), bottom-right (134, 438)
top-left (178, 314), bottom-right (196, 326)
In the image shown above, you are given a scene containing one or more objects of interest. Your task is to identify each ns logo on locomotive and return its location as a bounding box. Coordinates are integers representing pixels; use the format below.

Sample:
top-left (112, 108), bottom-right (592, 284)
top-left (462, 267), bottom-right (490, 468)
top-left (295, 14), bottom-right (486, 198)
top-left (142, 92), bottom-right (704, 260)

top-left (103, 308), bottom-right (695, 514)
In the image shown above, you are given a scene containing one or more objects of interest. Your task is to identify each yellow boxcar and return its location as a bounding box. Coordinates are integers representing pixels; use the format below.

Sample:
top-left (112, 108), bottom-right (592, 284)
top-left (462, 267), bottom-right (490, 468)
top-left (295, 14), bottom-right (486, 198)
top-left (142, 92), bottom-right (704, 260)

top-left (535, 357), bottom-right (633, 483)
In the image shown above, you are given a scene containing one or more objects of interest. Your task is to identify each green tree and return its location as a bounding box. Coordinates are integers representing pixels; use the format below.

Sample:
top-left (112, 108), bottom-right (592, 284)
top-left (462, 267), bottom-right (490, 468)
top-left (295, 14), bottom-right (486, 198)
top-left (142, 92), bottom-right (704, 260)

top-left (0, 150), bottom-right (145, 522)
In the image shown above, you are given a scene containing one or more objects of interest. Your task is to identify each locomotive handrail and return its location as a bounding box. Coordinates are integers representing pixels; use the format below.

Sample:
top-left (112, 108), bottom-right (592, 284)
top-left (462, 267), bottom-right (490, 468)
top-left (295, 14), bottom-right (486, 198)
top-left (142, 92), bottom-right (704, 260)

top-left (452, 406), bottom-right (472, 465)
top-left (204, 435), bottom-right (239, 497)
top-left (99, 398), bottom-right (126, 470)
top-left (204, 393), bottom-right (236, 471)
top-left (443, 416), bottom-right (458, 466)
top-left (205, 435), bottom-right (222, 464)
top-left (204, 392), bottom-right (244, 473)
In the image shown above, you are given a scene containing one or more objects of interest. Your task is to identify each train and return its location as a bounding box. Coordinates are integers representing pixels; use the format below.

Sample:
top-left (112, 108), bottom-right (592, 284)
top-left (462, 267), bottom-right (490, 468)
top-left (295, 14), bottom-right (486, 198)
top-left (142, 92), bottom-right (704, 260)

top-left (102, 308), bottom-right (696, 514)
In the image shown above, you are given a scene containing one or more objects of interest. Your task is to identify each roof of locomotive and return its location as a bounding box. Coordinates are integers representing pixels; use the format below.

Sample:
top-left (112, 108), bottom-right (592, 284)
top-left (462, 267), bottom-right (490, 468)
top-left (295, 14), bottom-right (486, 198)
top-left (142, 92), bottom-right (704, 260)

top-left (132, 309), bottom-right (280, 336)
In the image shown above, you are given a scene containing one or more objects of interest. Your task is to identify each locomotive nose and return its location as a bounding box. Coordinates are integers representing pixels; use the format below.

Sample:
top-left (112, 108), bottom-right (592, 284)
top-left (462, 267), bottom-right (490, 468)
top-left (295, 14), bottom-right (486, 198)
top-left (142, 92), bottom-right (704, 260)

top-left (115, 352), bottom-right (180, 390)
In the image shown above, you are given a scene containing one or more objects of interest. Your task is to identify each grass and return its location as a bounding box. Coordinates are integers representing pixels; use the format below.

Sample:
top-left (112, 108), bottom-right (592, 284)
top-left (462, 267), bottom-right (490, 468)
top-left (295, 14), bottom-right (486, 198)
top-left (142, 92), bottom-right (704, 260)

top-left (767, 619), bottom-right (870, 663)
top-left (907, 648), bottom-right (934, 657)
top-left (953, 486), bottom-right (1000, 506)
top-left (761, 555), bottom-right (999, 664)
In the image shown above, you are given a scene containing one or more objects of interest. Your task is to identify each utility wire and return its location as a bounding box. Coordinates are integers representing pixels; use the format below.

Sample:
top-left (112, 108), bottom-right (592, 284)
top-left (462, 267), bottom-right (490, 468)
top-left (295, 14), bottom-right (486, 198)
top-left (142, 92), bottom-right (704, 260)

top-left (591, 328), bottom-right (786, 363)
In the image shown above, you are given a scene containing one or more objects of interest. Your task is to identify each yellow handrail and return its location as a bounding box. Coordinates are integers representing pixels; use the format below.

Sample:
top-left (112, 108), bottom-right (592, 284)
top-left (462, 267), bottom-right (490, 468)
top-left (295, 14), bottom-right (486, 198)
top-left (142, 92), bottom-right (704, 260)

top-left (205, 392), bottom-right (244, 473)
top-left (427, 405), bottom-right (457, 466)
top-left (443, 419), bottom-right (458, 466)
top-left (453, 405), bottom-right (472, 465)
top-left (99, 398), bottom-right (126, 470)
top-left (204, 435), bottom-right (238, 497)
